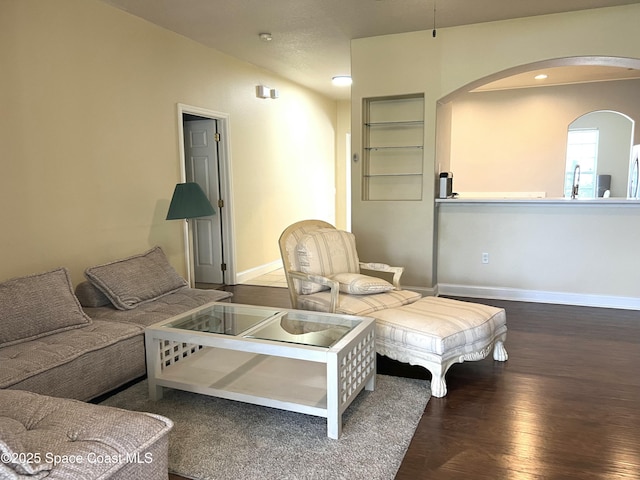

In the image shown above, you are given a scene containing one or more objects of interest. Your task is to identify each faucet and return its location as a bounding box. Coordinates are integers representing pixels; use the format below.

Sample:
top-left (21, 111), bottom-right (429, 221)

top-left (571, 164), bottom-right (580, 199)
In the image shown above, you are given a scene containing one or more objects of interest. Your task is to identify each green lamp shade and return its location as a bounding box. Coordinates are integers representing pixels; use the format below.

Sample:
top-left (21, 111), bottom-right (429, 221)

top-left (166, 182), bottom-right (215, 220)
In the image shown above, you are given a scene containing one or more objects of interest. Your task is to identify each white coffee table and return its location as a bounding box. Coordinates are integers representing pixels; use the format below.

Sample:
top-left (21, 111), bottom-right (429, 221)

top-left (144, 302), bottom-right (376, 438)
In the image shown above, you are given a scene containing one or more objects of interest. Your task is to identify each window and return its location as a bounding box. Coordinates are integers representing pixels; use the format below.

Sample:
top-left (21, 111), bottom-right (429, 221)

top-left (564, 128), bottom-right (599, 198)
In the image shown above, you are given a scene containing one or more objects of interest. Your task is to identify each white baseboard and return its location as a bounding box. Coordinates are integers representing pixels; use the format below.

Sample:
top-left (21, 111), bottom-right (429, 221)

top-left (235, 260), bottom-right (283, 285)
top-left (404, 285), bottom-right (439, 297)
top-left (437, 283), bottom-right (640, 311)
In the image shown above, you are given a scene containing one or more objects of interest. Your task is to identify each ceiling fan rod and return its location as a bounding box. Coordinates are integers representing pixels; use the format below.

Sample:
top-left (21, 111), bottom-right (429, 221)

top-left (432, 0), bottom-right (437, 38)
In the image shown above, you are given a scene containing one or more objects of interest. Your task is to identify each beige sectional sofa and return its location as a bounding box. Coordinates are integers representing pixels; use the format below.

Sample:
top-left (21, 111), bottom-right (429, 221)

top-left (0, 389), bottom-right (173, 480)
top-left (0, 246), bottom-right (232, 479)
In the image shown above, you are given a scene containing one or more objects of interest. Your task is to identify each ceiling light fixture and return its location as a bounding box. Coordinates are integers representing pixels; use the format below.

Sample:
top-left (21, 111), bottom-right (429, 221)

top-left (332, 75), bottom-right (352, 87)
top-left (534, 74), bottom-right (548, 80)
top-left (259, 32), bottom-right (272, 42)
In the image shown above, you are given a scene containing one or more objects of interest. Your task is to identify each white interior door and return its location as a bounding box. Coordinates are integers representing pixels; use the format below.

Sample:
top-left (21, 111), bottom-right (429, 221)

top-left (184, 119), bottom-right (224, 284)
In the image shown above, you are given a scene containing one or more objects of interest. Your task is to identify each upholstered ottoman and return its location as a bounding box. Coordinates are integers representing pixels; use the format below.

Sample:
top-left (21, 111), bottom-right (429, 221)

top-left (0, 389), bottom-right (172, 479)
top-left (374, 296), bottom-right (508, 397)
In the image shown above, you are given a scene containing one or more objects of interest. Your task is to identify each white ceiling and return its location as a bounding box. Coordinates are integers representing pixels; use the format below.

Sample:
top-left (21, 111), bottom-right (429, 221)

top-left (100, 0), bottom-right (640, 100)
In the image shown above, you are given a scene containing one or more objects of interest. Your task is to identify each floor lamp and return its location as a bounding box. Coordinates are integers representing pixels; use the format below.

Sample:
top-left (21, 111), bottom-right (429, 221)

top-left (166, 182), bottom-right (215, 286)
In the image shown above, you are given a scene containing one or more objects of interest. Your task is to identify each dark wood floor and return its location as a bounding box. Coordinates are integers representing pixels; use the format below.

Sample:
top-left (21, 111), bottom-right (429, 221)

top-left (171, 285), bottom-right (640, 480)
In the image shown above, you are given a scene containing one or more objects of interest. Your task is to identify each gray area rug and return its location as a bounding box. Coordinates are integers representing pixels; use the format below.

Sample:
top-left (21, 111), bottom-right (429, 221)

top-left (101, 375), bottom-right (430, 480)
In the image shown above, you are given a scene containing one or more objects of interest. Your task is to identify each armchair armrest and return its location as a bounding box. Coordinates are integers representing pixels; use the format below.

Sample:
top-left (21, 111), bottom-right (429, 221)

top-left (287, 271), bottom-right (340, 313)
top-left (359, 262), bottom-right (404, 290)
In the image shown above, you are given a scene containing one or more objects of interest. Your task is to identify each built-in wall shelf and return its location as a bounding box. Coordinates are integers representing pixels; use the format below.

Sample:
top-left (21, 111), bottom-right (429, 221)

top-left (362, 94), bottom-right (425, 201)
top-left (365, 121), bottom-right (424, 127)
top-left (364, 145), bottom-right (423, 151)
top-left (365, 173), bottom-right (422, 177)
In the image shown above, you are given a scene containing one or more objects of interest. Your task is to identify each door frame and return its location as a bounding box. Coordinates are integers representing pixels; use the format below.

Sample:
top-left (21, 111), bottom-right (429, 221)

top-left (176, 103), bottom-right (236, 285)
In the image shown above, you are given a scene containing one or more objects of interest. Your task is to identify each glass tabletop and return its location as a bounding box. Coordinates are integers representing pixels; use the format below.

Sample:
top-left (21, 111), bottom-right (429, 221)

top-left (163, 303), bottom-right (363, 348)
top-left (164, 304), bottom-right (282, 336)
top-left (245, 311), bottom-right (362, 348)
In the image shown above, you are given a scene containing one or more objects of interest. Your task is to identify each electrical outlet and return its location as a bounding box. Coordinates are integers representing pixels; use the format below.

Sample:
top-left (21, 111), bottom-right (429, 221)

top-left (482, 252), bottom-right (489, 264)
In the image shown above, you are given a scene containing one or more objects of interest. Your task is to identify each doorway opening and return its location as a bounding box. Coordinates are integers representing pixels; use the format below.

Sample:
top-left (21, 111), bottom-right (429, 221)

top-left (177, 103), bottom-right (235, 286)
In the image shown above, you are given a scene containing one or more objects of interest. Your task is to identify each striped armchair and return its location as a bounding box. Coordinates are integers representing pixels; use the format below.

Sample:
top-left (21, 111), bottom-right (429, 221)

top-left (279, 220), bottom-right (508, 398)
top-left (278, 220), bottom-right (421, 315)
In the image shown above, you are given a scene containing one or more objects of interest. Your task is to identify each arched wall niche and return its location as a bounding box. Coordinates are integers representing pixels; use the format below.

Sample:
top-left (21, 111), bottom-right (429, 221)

top-left (436, 56), bottom-right (640, 198)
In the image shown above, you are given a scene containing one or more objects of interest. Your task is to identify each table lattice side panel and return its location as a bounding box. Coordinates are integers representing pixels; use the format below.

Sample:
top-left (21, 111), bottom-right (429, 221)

top-left (159, 339), bottom-right (204, 371)
top-left (338, 329), bottom-right (376, 408)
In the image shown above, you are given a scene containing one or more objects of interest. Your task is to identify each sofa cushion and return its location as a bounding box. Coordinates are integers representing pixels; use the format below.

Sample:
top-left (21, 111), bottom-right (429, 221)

top-left (85, 246), bottom-right (188, 310)
top-left (296, 229), bottom-right (360, 295)
top-left (0, 319), bottom-right (144, 391)
top-left (0, 389), bottom-right (172, 480)
top-left (83, 288), bottom-right (233, 328)
top-left (0, 268), bottom-right (92, 348)
top-left (0, 416), bottom-right (51, 477)
top-left (330, 272), bottom-right (395, 295)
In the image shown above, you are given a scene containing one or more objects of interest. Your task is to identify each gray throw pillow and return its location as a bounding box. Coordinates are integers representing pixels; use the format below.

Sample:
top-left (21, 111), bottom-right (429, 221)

top-left (84, 246), bottom-right (188, 310)
top-left (74, 281), bottom-right (111, 308)
top-left (0, 267), bottom-right (92, 348)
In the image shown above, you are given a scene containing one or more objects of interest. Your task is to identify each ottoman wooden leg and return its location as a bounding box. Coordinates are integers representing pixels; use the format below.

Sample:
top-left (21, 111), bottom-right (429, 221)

top-left (493, 338), bottom-right (509, 361)
top-left (428, 363), bottom-right (448, 398)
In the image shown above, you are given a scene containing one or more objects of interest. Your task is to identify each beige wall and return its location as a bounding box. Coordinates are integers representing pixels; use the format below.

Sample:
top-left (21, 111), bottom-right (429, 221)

top-left (437, 202), bottom-right (640, 305)
top-left (1, 0), bottom-right (341, 285)
top-left (335, 100), bottom-right (352, 230)
top-left (352, 4), bottom-right (640, 302)
top-left (351, 31), bottom-right (439, 289)
top-left (450, 80), bottom-right (640, 197)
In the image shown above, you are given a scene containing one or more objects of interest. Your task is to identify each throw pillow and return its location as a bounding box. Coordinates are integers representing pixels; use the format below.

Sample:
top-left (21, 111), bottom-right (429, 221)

top-left (84, 246), bottom-right (187, 310)
top-left (74, 281), bottom-right (111, 308)
top-left (0, 267), bottom-right (92, 348)
top-left (296, 229), bottom-right (360, 294)
top-left (330, 272), bottom-right (394, 295)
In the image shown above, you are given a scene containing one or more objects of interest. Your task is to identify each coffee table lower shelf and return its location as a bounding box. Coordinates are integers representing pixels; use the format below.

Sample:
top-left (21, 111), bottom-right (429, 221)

top-left (146, 334), bottom-right (376, 438)
top-left (151, 348), bottom-right (331, 416)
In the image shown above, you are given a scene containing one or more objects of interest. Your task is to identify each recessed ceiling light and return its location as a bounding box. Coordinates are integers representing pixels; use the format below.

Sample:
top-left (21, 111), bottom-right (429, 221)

top-left (332, 76), bottom-right (352, 86)
top-left (534, 74), bottom-right (548, 80)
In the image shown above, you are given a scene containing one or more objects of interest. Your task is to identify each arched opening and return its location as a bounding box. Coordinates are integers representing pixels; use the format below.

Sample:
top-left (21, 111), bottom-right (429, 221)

top-left (436, 56), bottom-right (640, 199)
